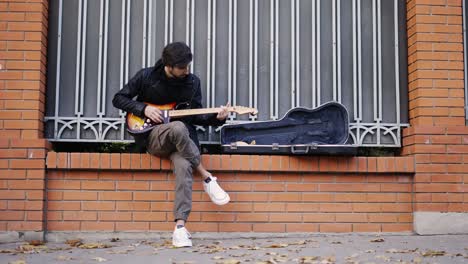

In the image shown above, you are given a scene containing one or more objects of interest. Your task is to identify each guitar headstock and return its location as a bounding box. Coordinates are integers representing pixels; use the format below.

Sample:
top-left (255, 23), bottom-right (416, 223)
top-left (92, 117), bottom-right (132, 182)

top-left (229, 106), bottom-right (258, 115)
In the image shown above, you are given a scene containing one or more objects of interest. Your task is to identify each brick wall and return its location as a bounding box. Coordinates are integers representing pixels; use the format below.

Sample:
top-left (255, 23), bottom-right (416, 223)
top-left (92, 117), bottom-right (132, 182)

top-left (405, 0), bottom-right (468, 218)
top-left (0, 0), bottom-right (50, 237)
top-left (46, 153), bottom-right (415, 233)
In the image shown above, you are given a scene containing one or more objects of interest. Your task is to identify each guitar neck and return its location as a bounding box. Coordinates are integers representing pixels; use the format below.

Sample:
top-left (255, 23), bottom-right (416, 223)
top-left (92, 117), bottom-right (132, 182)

top-left (169, 107), bottom-right (224, 118)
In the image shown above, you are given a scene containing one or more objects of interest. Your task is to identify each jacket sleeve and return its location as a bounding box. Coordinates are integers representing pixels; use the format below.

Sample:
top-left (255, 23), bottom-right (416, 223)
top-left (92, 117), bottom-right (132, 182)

top-left (188, 78), bottom-right (226, 127)
top-left (112, 69), bottom-right (147, 117)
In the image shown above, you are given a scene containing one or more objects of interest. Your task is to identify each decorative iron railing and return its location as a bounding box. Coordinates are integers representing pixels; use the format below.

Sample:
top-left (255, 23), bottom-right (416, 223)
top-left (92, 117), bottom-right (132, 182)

top-left (45, 0), bottom-right (408, 146)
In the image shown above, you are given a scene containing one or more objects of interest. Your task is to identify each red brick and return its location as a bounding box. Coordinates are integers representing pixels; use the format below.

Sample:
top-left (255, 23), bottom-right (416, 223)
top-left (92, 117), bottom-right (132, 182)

top-left (47, 221), bottom-right (80, 231)
top-left (0, 211), bottom-right (25, 221)
top-left (81, 222), bottom-right (114, 231)
top-left (63, 191), bottom-right (97, 201)
top-left (381, 224), bottom-right (412, 232)
top-left (63, 211), bottom-right (97, 221)
top-left (117, 181), bottom-right (150, 191)
top-left (133, 192), bottom-right (166, 201)
top-left (353, 224), bottom-right (381, 232)
top-left (117, 201), bottom-right (150, 211)
top-left (99, 212), bottom-right (132, 221)
top-left (133, 212), bottom-right (166, 221)
top-left (219, 223), bottom-right (252, 232)
top-left (81, 201), bottom-right (115, 211)
top-left (82, 181), bottom-right (115, 190)
top-left (99, 191), bottom-right (132, 201)
top-left (236, 213), bottom-right (269, 222)
top-left (8, 221), bottom-right (42, 231)
top-left (115, 222), bottom-right (149, 231)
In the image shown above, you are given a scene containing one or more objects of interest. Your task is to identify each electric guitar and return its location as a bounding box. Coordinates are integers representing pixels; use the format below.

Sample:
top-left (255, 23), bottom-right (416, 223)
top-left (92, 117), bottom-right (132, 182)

top-left (126, 102), bottom-right (258, 134)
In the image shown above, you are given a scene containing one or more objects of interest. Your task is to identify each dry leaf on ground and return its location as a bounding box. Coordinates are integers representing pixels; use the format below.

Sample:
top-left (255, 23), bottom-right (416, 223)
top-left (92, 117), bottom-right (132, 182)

top-left (421, 250), bottom-right (446, 257)
top-left (385, 248), bottom-right (417, 253)
top-left (79, 243), bottom-right (111, 249)
top-left (27, 240), bottom-right (44, 246)
top-left (66, 239), bottom-right (83, 247)
top-left (265, 243), bottom-right (288, 248)
top-left (9, 260), bottom-right (26, 264)
top-left (216, 260), bottom-right (241, 264)
top-left (299, 256), bottom-right (319, 264)
top-left (91, 257), bottom-right (108, 262)
top-left (55, 255), bottom-right (73, 261)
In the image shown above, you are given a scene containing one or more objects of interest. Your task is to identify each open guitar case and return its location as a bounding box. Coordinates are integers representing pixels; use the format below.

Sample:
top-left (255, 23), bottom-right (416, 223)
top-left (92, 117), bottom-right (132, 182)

top-left (220, 101), bottom-right (357, 155)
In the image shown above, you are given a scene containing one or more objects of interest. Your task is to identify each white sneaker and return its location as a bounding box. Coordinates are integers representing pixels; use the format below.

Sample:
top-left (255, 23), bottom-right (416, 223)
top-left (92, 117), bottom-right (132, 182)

top-left (172, 226), bottom-right (192, 247)
top-left (203, 176), bottom-right (230, 205)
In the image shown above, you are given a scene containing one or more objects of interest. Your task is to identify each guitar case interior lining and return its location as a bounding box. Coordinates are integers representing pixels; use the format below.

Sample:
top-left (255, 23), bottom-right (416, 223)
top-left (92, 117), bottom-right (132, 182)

top-left (220, 102), bottom-right (357, 155)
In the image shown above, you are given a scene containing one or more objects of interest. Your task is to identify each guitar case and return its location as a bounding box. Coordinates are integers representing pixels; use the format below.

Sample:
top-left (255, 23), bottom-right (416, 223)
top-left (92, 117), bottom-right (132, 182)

top-left (220, 101), bottom-right (356, 155)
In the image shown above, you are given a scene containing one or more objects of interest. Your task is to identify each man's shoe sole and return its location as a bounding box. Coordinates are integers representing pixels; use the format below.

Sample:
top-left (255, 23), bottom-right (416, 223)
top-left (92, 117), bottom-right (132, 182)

top-left (172, 241), bottom-right (192, 248)
top-left (210, 194), bottom-right (230, 206)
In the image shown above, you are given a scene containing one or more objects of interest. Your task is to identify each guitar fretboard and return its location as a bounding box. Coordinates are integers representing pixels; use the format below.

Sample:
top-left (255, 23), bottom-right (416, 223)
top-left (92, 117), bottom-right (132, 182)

top-left (168, 108), bottom-right (226, 118)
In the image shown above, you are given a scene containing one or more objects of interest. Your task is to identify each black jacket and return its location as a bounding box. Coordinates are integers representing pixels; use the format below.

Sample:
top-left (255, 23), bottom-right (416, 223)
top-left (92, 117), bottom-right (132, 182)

top-left (112, 59), bottom-right (225, 152)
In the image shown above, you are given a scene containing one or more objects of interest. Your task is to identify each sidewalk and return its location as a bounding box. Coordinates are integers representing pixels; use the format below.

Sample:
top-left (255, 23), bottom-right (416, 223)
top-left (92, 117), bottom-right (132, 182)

top-left (0, 233), bottom-right (467, 264)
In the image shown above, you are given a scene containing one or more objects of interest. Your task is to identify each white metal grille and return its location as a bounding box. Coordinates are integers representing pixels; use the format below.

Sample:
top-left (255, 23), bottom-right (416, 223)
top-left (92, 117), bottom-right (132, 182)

top-left (45, 0), bottom-right (408, 146)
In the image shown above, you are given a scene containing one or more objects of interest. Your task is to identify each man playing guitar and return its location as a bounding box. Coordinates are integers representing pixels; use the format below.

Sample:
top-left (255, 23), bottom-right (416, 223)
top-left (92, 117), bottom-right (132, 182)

top-left (113, 42), bottom-right (230, 248)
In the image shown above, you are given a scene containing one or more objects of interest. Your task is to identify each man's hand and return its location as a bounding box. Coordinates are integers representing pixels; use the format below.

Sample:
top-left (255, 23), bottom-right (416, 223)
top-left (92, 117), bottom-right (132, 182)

top-left (144, 105), bottom-right (163, 123)
top-left (216, 102), bottom-right (230, 120)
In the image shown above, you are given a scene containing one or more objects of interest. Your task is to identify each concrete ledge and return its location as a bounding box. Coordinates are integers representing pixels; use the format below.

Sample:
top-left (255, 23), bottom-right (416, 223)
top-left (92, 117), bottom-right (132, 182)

top-left (0, 231), bottom-right (44, 243)
top-left (414, 212), bottom-right (468, 235)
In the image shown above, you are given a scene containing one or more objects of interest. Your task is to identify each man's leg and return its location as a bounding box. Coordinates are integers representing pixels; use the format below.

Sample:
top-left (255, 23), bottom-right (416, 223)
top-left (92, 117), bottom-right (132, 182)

top-left (170, 152), bottom-right (194, 224)
top-left (196, 164), bottom-right (212, 179)
top-left (146, 122), bottom-right (198, 247)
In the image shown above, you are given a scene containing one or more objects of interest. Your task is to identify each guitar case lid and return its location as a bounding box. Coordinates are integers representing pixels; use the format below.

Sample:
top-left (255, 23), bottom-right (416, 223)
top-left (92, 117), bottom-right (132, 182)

top-left (220, 101), bottom-right (356, 155)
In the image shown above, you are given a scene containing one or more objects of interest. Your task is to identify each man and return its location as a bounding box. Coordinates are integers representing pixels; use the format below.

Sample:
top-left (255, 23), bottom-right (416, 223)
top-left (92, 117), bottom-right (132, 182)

top-left (112, 42), bottom-right (230, 247)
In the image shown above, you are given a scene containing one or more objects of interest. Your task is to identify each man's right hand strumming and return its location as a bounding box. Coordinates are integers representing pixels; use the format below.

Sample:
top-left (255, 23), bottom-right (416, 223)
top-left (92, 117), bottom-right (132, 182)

top-left (144, 105), bottom-right (164, 123)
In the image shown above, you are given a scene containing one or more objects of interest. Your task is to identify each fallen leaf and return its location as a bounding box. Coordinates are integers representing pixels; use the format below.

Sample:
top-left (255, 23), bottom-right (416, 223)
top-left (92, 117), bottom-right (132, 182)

top-left (216, 260), bottom-right (240, 264)
top-left (110, 238), bottom-right (120, 242)
top-left (92, 257), bottom-right (107, 262)
top-left (66, 239), bottom-right (83, 247)
top-left (370, 238), bottom-right (385, 243)
top-left (421, 250), bottom-right (446, 257)
top-left (212, 256), bottom-right (224, 260)
top-left (299, 256), bottom-right (319, 263)
top-left (321, 256), bottom-right (336, 263)
top-left (79, 243), bottom-right (111, 249)
top-left (27, 240), bottom-right (44, 246)
top-left (265, 244), bottom-right (288, 248)
top-left (290, 240), bottom-right (307, 245)
top-left (229, 253), bottom-right (249, 258)
top-left (55, 255), bottom-right (73, 261)
top-left (18, 244), bottom-right (47, 253)
top-left (375, 255), bottom-right (391, 261)
top-left (385, 248), bottom-right (415, 253)
top-left (0, 249), bottom-right (16, 254)
top-left (9, 261), bottom-right (26, 264)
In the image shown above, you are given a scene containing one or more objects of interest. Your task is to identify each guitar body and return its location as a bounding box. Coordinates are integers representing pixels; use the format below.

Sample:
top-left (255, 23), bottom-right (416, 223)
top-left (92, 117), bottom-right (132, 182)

top-left (126, 102), bottom-right (176, 134)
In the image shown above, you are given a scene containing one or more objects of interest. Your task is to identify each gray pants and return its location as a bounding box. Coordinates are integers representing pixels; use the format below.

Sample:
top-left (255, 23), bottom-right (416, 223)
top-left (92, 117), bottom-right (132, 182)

top-left (146, 121), bottom-right (201, 222)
